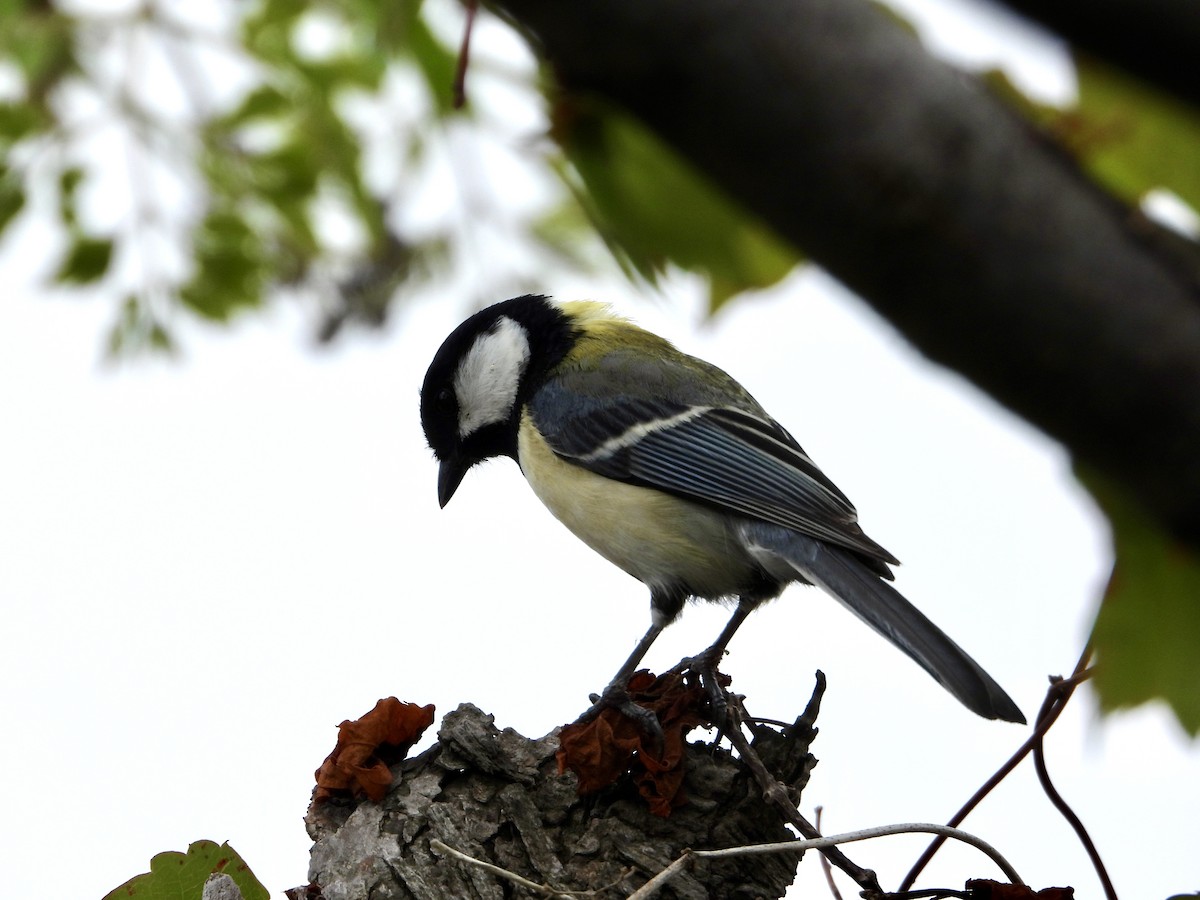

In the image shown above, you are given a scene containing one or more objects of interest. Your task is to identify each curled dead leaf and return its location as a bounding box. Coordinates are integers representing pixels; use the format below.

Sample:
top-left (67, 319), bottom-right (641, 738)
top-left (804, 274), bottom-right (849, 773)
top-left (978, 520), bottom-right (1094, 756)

top-left (557, 669), bottom-right (721, 816)
top-left (313, 697), bottom-right (436, 804)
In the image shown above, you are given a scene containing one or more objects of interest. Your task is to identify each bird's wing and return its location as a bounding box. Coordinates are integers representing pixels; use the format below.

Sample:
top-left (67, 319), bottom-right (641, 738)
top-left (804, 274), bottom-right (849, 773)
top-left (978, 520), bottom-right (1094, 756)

top-left (528, 359), bottom-right (898, 569)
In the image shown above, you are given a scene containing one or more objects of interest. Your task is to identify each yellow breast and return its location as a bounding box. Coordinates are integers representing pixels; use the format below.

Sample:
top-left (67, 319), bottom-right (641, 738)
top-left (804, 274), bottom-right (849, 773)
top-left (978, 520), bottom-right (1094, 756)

top-left (517, 411), bottom-right (749, 599)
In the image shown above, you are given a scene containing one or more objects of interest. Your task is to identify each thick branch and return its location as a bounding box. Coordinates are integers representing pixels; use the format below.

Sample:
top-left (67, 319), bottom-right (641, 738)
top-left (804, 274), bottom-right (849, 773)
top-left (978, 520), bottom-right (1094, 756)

top-left (495, 0), bottom-right (1200, 547)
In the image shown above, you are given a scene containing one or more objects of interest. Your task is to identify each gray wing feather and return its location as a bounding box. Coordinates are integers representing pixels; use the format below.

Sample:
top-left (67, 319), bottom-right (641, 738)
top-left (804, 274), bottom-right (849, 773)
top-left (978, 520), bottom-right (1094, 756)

top-left (530, 363), bottom-right (897, 569)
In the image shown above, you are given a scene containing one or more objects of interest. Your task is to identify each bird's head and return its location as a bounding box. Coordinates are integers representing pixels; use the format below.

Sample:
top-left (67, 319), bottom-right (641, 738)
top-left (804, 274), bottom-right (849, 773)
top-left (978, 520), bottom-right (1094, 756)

top-left (420, 294), bottom-right (574, 507)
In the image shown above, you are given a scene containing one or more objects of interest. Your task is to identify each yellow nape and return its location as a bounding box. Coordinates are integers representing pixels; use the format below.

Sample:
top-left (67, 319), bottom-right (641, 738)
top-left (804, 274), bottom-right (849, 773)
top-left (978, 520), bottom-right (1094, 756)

top-left (560, 300), bottom-right (622, 323)
top-left (559, 300), bottom-right (676, 354)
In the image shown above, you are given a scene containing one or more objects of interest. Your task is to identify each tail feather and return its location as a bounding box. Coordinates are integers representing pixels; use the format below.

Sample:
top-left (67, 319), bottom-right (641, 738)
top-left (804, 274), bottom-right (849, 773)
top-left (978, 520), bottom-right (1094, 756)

top-left (741, 523), bottom-right (1025, 724)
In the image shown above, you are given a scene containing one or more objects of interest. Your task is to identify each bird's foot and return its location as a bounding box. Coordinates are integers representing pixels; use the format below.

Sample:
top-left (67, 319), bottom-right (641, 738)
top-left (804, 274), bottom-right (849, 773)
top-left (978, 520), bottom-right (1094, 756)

top-left (670, 648), bottom-right (735, 731)
top-left (574, 676), bottom-right (665, 744)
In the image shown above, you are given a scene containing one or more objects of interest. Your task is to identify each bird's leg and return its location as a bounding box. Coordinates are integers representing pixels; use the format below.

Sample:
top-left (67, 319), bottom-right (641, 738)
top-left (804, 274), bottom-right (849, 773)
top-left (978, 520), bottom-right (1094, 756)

top-left (575, 622), bottom-right (664, 737)
top-left (680, 599), bottom-right (755, 727)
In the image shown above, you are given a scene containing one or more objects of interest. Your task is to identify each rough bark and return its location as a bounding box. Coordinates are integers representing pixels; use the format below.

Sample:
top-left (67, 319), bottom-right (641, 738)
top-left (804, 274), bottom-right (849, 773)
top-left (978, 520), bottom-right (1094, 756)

top-left (300, 704), bottom-right (810, 899)
top-left (492, 0), bottom-right (1200, 549)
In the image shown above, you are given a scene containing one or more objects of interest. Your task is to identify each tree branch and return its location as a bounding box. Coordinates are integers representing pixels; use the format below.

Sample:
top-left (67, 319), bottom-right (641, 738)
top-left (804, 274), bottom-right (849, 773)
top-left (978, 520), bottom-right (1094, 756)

top-left (493, 0), bottom-right (1200, 548)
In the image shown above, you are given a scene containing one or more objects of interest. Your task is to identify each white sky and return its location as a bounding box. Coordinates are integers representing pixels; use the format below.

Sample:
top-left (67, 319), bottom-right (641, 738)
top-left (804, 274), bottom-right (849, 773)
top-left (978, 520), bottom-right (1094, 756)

top-left (1, 2), bottom-right (1197, 899)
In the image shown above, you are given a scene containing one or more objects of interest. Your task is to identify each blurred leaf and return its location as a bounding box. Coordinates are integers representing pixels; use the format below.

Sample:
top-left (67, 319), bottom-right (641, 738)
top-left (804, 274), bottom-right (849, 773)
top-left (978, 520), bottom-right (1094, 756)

top-left (0, 100), bottom-right (47, 143)
top-left (241, 0), bottom-right (304, 63)
top-left (54, 234), bottom-right (113, 284)
top-left (408, 15), bottom-right (458, 115)
top-left (370, 0), bottom-right (424, 55)
top-left (1084, 471), bottom-right (1200, 735)
top-left (0, 174), bottom-right (26, 236)
top-left (245, 141), bottom-right (320, 251)
top-left (553, 99), bottom-right (800, 312)
top-left (530, 199), bottom-right (601, 270)
top-left (58, 164), bottom-right (84, 227)
top-left (101, 839), bottom-right (268, 900)
top-left (296, 54), bottom-right (386, 93)
top-left (106, 295), bottom-right (176, 358)
top-left (224, 84), bottom-right (292, 126)
top-left (0, 4), bottom-right (77, 103)
top-left (1071, 55), bottom-right (1200, 212)
top-left (180, 210), bottom-right (268, 319)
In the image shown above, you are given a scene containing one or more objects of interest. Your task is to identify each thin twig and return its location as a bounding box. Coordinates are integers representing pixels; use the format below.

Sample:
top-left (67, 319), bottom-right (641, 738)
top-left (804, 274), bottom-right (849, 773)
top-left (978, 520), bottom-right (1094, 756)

top-left (625, 853), bottom-right (693, 900)
top-left (628, 823), bottom-right (1021, 899)
top-left (815, 806), bottom-right (846, 900)
top-left (452, 0), bottom-right (478, 109)
top-left (1032, 690), bottom-right (1117, 899)
top-left (724, 697), bottom-right (883, 894)
top-left (429, 839), bottom-right (578, 898)
top-left (899, 644), bottom-right (1095, 891)
top-left (693, 823), bottom-right (1020, 877)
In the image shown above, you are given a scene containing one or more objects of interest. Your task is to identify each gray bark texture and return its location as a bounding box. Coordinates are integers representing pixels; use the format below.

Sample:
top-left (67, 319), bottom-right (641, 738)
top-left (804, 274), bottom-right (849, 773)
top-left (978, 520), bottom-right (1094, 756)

top-left (492, 0), bottom-right (1200, 549)
top-left (300, 704), bottom-right (811, 899)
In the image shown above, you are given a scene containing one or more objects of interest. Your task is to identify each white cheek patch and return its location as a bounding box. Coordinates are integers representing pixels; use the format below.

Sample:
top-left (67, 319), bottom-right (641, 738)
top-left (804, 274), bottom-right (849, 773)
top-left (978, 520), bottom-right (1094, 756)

top-left (454, 316), bottom-right (531, 438)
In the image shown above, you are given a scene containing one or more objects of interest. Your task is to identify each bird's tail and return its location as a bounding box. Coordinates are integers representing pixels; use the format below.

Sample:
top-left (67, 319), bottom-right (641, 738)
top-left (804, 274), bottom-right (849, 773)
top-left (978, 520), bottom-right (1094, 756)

top-left (741, 523), bottom-right (1026, 724)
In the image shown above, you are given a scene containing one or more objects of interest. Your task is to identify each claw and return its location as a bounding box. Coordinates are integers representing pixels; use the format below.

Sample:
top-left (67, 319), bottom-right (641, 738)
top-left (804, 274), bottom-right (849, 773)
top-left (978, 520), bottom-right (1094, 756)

top-left (575, 677), bottom-right (665, 744)
top-left (674, 649), bottom-right (734, 730)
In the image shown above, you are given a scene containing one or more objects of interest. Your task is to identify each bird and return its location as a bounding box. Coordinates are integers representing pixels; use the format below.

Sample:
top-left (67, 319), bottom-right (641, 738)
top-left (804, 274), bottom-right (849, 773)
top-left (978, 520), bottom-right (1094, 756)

top-left (420, 294), bottom-right (1025, 724)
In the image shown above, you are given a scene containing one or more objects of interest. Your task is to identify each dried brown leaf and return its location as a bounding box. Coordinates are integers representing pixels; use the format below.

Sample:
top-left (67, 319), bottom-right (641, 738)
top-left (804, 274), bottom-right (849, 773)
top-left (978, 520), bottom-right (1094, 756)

top-left (557, 669), bottom-right (720, 816)
top-left (313, 697), bottom-right (436, 803)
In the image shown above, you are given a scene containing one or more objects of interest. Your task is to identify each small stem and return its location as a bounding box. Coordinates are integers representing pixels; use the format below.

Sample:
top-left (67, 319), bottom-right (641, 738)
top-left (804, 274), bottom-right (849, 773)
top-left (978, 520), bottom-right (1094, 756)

top-left (629, 823), bottom-right (1021, 900)
top-left (899, 644), bottom-right (1094, 891)
top-left (815, 806), bottom-right (845, 900)
top-left (1032, 690), bottom-right (1117, 899)
top-left (429, 839), bottom-right (579, 898)
top-left (452, 0), bottom-right (478, 109)
top-left (725, 694), bottom-right (883, 894)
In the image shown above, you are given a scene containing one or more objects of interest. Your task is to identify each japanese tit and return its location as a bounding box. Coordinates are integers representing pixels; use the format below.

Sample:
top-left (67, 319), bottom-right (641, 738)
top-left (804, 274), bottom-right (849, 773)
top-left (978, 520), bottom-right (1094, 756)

top-left (420, 295), bottom-right (1024, 723)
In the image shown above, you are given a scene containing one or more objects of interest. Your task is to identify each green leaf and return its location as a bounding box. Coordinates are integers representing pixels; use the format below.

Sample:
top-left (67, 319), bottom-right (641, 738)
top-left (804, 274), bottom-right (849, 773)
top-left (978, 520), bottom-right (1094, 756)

top-left (58, 164), bottom-right (84, 227)
top-left (296, 54), bottom-right (386, 93)
top-left (0, 7), bottom-right (77, 103)
top-left (249, 141), bottom-right (320, 207)
top-left (106, 295), bottom-right (176, 358)
top-left (1084, 471), bottom-right (1200, 735)
top-left (224, 84), bottom-right (292, 126)
top-left (408, 16), bottom-right (457, 115)
top-left (54, 234), bottom-right (113, 284)
top-left (369, 0), bottom-right (424, 55)
top-left (0, 100), bottom-right (47, 142)
top-left (0, 174), bottom-right (26, 236)
top-left (101, 840), bottom-right (268, 900)
top-left (555, 99), bottom-right (800, 311)
top-left (180, 209), bottom-right (268, 319)
top-left (1073, 55), bottom-right (1200, 213)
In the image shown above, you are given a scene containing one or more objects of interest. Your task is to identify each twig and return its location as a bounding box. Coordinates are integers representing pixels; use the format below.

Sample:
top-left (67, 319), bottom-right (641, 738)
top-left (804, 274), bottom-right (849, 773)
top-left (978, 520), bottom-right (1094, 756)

top-left (627, 823), bottom-right (1022, 899)
top-left (626, 854), bottom-right (693, 900)
top-left (1032, 688), bottom-right (1117, 899)
top-left (452, 0), bottom-right (478, 109)
top-left (724, 694), bottom-right (883, 894)
top-left (815, 806), bottom-right (845, 900)
top-left (429, 839), bottom-right (578, 898)
top-left (899, 644), bottom-right (1095, 891)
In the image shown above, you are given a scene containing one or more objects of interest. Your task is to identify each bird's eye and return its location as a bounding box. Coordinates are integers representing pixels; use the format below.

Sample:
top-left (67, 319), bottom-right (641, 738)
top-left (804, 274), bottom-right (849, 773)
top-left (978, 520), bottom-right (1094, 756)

top-left (436, 387), bottom-right (454, 408)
